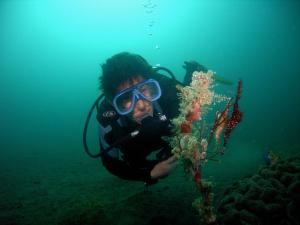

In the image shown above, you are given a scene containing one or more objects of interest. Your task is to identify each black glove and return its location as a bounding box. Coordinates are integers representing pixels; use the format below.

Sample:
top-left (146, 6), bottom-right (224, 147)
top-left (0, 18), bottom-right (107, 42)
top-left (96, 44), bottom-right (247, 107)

top-left (138, 115), bottom-right (170, 140)
top-left (182, 60), bottom-right (207, 85)
top-left (144, 178), bottom-right (158, 189)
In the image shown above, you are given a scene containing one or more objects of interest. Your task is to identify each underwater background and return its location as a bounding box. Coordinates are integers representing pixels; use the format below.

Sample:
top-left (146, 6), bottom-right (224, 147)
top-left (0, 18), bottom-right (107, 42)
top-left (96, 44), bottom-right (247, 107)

top-left (0, 0), bottom-right (299, 225)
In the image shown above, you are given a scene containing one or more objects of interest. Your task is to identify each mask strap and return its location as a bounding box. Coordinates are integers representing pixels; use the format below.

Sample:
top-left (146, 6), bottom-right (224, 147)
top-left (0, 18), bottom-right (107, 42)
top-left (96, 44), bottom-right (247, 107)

top-left (153, 101), bottom-right (163, 114)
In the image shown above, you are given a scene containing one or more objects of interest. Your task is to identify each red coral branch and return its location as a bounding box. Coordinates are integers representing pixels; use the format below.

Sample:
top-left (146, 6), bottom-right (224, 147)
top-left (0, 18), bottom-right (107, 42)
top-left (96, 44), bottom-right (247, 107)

top-left (223, 80), bottom-right (243, 147)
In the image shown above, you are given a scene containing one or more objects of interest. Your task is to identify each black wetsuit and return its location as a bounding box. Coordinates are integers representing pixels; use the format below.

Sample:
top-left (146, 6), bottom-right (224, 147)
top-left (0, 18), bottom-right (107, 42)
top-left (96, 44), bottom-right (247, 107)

top-left (96, 73), bottom-right (181, 183)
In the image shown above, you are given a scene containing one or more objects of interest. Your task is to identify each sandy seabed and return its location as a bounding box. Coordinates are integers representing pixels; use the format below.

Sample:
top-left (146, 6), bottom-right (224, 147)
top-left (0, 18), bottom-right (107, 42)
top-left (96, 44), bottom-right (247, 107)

top-left (0, 142), bottom-right (298, 225)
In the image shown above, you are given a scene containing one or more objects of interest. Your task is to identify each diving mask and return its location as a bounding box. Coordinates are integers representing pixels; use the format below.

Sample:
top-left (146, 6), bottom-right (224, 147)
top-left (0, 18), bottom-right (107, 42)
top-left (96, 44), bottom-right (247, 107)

top-left (112, 78), bottom-right (161, 115)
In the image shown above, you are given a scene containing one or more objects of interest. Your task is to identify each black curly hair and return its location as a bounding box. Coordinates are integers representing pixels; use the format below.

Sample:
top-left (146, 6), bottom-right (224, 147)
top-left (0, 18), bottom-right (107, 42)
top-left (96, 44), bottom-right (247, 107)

top-left (99, 52), bottom-right (154, 100)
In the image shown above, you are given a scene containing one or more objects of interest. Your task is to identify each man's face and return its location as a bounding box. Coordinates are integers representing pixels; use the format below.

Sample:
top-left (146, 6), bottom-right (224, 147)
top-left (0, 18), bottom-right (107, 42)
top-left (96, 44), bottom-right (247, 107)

top-left (116, 76), bottom-right (153, 123)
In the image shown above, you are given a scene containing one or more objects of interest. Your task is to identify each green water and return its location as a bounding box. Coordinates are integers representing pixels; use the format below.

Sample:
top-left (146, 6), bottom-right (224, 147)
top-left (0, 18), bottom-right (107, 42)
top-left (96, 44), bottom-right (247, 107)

top-left (0, 1), bottom-right (299, 225)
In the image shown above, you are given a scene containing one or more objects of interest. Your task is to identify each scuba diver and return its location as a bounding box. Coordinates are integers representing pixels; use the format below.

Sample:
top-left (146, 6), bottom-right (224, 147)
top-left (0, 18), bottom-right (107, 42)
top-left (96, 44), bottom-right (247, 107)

top-left (84, 52), bottom-right (208, 185)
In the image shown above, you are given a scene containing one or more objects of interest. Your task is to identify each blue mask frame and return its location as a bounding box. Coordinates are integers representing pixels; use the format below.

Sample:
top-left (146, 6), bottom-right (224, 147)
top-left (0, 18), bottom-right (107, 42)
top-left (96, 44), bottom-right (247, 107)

top-left (112, 78), bottom-right (161, 115)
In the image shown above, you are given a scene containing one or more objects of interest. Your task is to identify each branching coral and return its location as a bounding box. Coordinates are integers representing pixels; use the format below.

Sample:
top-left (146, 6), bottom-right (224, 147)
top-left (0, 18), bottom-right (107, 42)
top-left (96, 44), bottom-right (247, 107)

top-left (168, 70), bottom-right (243, 224)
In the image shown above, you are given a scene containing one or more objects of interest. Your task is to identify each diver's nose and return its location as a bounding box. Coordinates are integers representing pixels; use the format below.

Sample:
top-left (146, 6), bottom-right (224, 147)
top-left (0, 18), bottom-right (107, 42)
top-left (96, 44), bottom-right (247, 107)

top-left (135, 99), bottom-right (146, 110)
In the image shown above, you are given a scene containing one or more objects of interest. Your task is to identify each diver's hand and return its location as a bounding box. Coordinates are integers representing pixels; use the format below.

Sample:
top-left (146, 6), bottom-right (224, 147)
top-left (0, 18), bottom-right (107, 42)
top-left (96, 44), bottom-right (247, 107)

top-left (150, 155), bottom-right (178, 179)
top-left (182, 60), bottom-right (207, 74)
top-left (182, 61), bottom-right (208, 85)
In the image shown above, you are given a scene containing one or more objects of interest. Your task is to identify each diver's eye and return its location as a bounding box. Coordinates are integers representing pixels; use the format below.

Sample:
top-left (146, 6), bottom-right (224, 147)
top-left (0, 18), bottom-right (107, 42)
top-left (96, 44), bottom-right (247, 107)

top-left (140, 87), bottom-right (151, 97)
top-left (122, 99), bottom-right (132, 109)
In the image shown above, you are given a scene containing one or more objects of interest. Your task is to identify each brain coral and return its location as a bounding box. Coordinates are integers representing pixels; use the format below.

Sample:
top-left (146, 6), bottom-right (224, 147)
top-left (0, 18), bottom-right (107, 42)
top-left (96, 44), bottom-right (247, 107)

top-left (217, 156), bottom-right (300, 225)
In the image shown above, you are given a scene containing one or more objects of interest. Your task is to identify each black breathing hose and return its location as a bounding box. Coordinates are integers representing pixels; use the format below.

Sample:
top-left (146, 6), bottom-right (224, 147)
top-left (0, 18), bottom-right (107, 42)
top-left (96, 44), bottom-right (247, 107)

top-left (83, 94), bottom-right (104, 158)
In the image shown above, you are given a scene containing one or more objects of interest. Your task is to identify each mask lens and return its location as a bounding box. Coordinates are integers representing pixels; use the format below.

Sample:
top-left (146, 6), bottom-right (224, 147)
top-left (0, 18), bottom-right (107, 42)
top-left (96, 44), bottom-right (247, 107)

top-left (114, 90), bottom-right (134, 114)
top-left (137, 80), bottom-right (160, 101)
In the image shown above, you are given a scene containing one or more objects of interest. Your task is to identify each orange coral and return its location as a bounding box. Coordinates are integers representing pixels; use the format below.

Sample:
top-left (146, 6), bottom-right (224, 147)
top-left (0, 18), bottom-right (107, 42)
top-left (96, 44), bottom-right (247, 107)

top-left (214, 108), bottom-right (229, 143)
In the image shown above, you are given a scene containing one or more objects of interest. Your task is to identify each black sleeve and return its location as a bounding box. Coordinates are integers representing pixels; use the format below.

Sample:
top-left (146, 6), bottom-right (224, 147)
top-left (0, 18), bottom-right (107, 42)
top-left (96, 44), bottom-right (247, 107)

top-left (101, 152), bottom-right (158, 183)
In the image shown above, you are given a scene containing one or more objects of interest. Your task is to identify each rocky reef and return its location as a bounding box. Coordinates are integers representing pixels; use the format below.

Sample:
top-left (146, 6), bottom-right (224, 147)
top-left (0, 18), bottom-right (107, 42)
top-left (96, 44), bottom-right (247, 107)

top-left (217, 156), bottom-right (300, 225)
